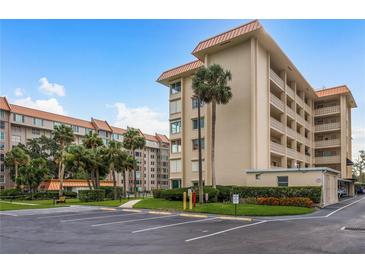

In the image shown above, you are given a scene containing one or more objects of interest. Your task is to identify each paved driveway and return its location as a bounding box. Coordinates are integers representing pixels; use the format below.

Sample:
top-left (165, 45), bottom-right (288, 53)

top-left (0, 196), bottom-right (364, 253)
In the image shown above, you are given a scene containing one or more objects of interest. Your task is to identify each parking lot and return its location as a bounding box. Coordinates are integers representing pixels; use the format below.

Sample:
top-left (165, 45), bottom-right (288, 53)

top-left (1, 196), bottom-right (364, 253)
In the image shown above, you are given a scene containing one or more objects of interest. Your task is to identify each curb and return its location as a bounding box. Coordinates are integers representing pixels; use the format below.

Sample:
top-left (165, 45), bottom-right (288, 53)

top-left (148, 211), bottom-right (172, 215)
top-left (100, 207), bottom-right (117, 211)
top-left (179, 213), bottom-right (209, 218)
top-left (218, 216), bottom-right (252, 222)
top-left (122, 209), bottom-right (142, 213)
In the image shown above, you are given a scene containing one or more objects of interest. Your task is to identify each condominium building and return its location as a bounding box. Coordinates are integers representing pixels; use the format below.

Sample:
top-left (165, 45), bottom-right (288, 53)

top-left (157, 20), bottom-right (356, 193)
top-left (0, 96), bottom-right (169, 190)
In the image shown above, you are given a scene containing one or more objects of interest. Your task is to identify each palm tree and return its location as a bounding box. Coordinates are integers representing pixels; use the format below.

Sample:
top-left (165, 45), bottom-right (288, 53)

top-left (103, 140), bottom-right (125, 200)
top-left (122, 128), bottom-right (146, 195)
top-left (192, 64), bottom-right (232, 193)
top-left (53, 124), bottom-right (75, 197)
top-left (119, 154), bottom-right (135, 198)
top-left (4, 146), bottom-right (30, 184)
top-left (65, 144), bottom-right (88, 179)
top-left (83, 131), bottom-right (103, 149)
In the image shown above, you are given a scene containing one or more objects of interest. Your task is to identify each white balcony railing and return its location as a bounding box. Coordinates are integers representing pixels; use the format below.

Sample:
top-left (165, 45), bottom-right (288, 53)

top-left (315, 139), bottom-right (340, 148)
top-left (271, 141), bottom-right (285, 154)
top-left (315, 155), bottom-right (340, 165)
top-left (270, 117), bottom-right (285, 132)
top-left (270, 94), bottom-right (284, 111)
top-left (314, 105), bottom-right (340, 116)
top-left (270, 69), bottom-right (284, 90)
top-left (315, 122), bottom-right (340, 132)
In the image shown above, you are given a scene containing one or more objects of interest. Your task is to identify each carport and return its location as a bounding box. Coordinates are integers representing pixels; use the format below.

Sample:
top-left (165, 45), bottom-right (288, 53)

top-left (338, 178), bottom-right (356, 198)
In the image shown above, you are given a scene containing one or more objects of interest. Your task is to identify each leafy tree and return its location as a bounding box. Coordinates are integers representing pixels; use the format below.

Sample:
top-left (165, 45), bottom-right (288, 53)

top-left (53, 124), bottom-right (75, 196)
top-left (116, 150), bottom-right (135, 198)
top-left (17, 158), bottom-right (49, 198)
top-left (122, 128), bottom-right (146, 195)
top-left (83, 131), bottom-right (103, 149)
top-left (64, 144), bottom-right (88, 180)
top-left (192, 64), bottom-right (232, 196)
top-left (4, 146), bottom-right (30, 183)
top-left (353, 150), bottom-right (365, 183)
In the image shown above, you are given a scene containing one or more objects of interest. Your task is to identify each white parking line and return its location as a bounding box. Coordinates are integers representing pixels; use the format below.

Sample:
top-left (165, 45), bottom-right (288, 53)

top-left (185, 221), bottom-right (267, 242)
top-left (37, 210), bottom-right (108, 219)
top-left (61, 211), bottom-right (144, 222)
top-left (132, 217), bottom-right (219, 233)
top-left (91, 214), bottom-right (179, 227)
top-left (325, 196), bottom-right (365, 217)
top-left (0, 212), bottom-right (19, 216)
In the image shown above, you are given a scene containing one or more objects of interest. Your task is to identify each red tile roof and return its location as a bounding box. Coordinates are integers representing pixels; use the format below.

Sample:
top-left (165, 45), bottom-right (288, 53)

top-left (39, 179), bottom-right (114, 191)
top-left (156, 133), bottom-right (169, 144)
top-left (92, 118), bottom-right (113, 132)
top-left (10, 103), bottom-right (94, 129)
top-left (0, 96), bottom-right (12, 111)
top-left (157, 60), bottom-right (203, 82)
top-left (316, 85), bottom-right (351, 97)
top-left (192, 20), bottom-right (262, 56)
top-left (111, 126), bottom-right (127, 135)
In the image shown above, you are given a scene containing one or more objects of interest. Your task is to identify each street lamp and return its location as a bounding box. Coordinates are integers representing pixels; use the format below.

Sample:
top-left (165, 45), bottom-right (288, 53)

top-left (193, 95), bottom-right (204, 204)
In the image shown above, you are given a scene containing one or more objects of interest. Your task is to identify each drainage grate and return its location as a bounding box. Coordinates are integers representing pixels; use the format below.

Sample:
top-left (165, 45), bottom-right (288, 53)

top-left (343, 227), bottom-right (365, 231)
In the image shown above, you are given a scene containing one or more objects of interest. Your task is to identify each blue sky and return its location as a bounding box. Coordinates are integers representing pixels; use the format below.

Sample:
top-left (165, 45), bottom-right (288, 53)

top-left (0, 19), bottom-right (364, 155)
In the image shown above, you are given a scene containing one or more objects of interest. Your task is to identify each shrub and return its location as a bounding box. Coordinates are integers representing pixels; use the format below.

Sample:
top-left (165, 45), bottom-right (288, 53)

top-left (99, 186), bottom-right (123, 199)
top-left (217, 186), bottom-right (321, 203)
top-left (160, 187), bottom-right (219, 203)
top-left (256, 197), bottom-right (313, 208)
top-left (0, 188), bottom-right (24, 199)
top-left (79, 189), bottom-right (105, 202)
top-left (152, 189), bottom-right (163, 198)
top-left (32, 191), bottom-right (77, 199)
top-left (243, 197), bottom-right (257, 204)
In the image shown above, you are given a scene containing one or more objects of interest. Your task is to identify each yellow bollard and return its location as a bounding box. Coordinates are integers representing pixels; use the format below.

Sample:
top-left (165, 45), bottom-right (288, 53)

top-left (189, 191), bottom-right (193, 210)
top-left (183, 192), bottom-right (187, 210)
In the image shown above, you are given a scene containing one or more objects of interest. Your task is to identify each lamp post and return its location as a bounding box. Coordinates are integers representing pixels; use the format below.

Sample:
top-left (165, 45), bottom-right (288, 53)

top-left (197, 96), bottom-right (203, 204)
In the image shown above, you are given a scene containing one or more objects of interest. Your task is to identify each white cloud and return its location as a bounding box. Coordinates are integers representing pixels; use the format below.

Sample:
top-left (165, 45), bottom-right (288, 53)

top-left (38, 77), bottom-right (66, 97)
top-left (14, 88), bottom-right (24, 97)
top-left (13, 97), bottom-right (66, 115)
top-left (352, 127), bottom-right (365, 159)
top-left (110, 102), bottom-right (168, 135)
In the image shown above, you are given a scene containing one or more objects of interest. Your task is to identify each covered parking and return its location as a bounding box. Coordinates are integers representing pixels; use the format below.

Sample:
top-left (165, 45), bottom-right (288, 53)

top-left (338, 178), bottom-right (356, 198)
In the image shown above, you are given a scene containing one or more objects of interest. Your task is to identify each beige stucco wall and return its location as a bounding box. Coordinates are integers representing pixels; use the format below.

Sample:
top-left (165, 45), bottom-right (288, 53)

top-left (246, 170), bottom-right (339, 206)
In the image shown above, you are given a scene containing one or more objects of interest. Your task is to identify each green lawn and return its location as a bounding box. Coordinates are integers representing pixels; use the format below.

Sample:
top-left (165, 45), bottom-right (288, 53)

top-left (0, 198), bottom-right (134, 211)
top-left (134, 198), bottom-right (315, 216)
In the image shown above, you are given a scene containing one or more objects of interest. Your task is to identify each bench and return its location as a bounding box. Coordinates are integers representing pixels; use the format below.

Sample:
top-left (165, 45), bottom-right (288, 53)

top-left (56, 196), bottom-right (66, 204)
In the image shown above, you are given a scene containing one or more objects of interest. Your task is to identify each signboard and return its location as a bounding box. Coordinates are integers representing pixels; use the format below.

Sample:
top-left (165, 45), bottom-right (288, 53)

top-left (188, 188), bottom-right (192, 197)
top-left (232, 194), bottom-right (239, 204)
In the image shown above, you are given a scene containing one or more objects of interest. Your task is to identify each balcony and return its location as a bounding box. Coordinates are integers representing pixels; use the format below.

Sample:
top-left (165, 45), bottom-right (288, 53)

top-left (315, 155), bottom-right (340, 165)
top-left (287, 107), bottom-right (295, 119)
top-left (270, 117), bottom-right (284, 133)
top-left (271, 141), bottom-right (285, 155)
top-left (270, 94), bottom-right (284, 111)
top-left (297, 152), bottom-right (305, 162)
top-left (296, 95), bottom-right (305, 107)
top-left (286, 85), bottom-right (295, 99)
top-left (297, 134), bottom-right (305, 144)
top-left (314, 105), bottom-right (340, 116)
top-left (315, 122), bottom-right (340, 132)
top-left (315, 139), bottom-right (340, 148)
top-left (287, 147), bottom-right (297, 159)
top-left (304, 103), bottom-right (311, 113)
top-left (305, 137), bottom-right (311, 146)
top-left (297, 115), bottom-right (306, 126)
top-left (305, 155), bottom-right (311, 163)
top-left (287, 127), bottom-right (297, 139)
top-left (270, 69), bottom-right (284, 90)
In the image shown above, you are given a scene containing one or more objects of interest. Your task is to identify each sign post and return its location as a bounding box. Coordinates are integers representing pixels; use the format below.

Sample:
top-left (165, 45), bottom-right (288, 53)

top-left (189, 190), bottom-right (193, 210)
top-left (232, 194), bottom-right (239, 216)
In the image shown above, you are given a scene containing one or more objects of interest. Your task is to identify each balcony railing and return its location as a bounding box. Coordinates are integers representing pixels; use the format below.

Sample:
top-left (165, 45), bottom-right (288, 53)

top-left (270, 94), bottom-right (284, 111)
top-left (304, 103), bottom-right (311, 113)
top-left (287, 127), bottom-right (296, 139)
top-left (287, 107), bottom-right (295, 118)
top-left (314, 105), bottom-right (340, 116)
top-left (315, 122), bottom-right (340, 132)
top-left (270, 69), bottom-right (284, 90)
top-left (297, 134), bottom-right (305, 144)
top-left (287, 147), bottom-right (297, 159)
top-left (271, 141), bottom-right (285, 154)
top-left (305, 155), bottom-right (311, 163)
top-left (315, 139), bottom-right (340, 148)
top-left (270, 117), bottom-right (284, 132)
top-left (297, 152), bottom-right (305, 161)
top-left (297, 115), bottom-right (306, 126)
top-left (305, 137), bottom-right (311, 146)
top-left (286, 85), bottom-right (295, 99)
top-left (296, 95), bottom-right (305, 107)
top-left (315, 155), bottom-right (340, 165)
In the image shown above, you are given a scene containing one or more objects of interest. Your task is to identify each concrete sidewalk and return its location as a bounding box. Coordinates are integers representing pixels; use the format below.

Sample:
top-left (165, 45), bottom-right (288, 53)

top-left (119, 199), bottom-right (141, 208)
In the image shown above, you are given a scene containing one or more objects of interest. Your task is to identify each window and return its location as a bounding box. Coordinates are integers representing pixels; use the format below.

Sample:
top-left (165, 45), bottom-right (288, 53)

top-left (53, 121), bottom-right (62, 128)
top-left (151, 168), bottom-right (155, 172)
top-left (0, 153), bottom-right (4, 161)
top-left (170, 159), bottom-right (182, 173)
top-left (11, 135), bottom-right (21, 143)
top-left (192, 117), bottom-right (204, 130)
top-left (33, 118), bottom-right (43, 127)
top-left (192, 160), bottom-right (205, 172)
top-left (170, 82), bottom-right (181, 95)
top-left (71, 125), bottom-right (79, 133)
top-left (170, 100), bottom-right (181, 114)
top-left (172, 179), bottom-right (181, 189)
top-left (0, 174), bottom-right (4, 183)
top-left (192, 98), bottom-right (204, 109)
top-left (277, 176), bottom-right (288, 187)
top-left (0, 110), bottom-right (5, 118)
top-left (171, 139), bottom-right (181, 153)
top-left (0, 132), bottom-right (4, 140)
top-left (13, 114), bottom-right (24, 123)
top-left (0, 144), bottom-right (4, 150)
top-left (0, 121), bottom-right (4, 129)
top-left (151, 161), bottom-right (155, 166)
top-left (32, 128), bottom-right (41, 136)
top-left (112, 133), bottom-right (121, 140)
top-left (0, 164), bottom-right (4, 172)
top-left (85, 128), bottom-right (93, 135)
top-left (170, 120), bottom-right (181, 134)
top-left (192, 138), bottom-right (205, 150)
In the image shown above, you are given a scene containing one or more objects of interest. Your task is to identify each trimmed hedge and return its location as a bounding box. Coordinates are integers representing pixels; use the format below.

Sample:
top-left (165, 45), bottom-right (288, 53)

top-left (0, 190), bottom-right (77, 200)
top-left (0, 188), bottom-right (24, 198)
top-left (152, 189), bottom-right (163, 198)
top-left (99, 186), bottom-right (123, 199)
top-left (79, 189), bottom-right (105, 202)
top-left (256, 197), bottom-right (313, 208)
top-left (33, 191), bottom-right (77, 199)
top-left (160, 187), bottom-right (219, 203)
top-left (216, 186), bottom-right (322, 203)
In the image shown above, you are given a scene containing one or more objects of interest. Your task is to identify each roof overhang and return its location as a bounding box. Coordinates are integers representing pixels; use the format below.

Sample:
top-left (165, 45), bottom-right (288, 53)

top-left (246, 167), bottom-right (340, 175)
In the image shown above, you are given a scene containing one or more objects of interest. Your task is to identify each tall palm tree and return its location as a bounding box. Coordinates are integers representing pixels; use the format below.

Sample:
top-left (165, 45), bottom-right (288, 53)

top-left (103, 140), bottom-right (125, 200)
top-left (119, 154), bottom-right (135, 197)
top-left (53, 124), bottom-right (75, 197)
top-left (4, 146), bottom-right (30, 185)
top-left (192, 64), bottom-right (232, 191)
top-left (83, 131), bottom-right (103, 149)
top-left (122, 128), bottom-right (146, 195)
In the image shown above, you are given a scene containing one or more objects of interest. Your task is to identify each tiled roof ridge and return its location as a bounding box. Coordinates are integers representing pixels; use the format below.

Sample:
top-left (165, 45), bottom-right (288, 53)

top-left (160, 59), bottom-right (202, 75)
top-left (315, 84), bottom-right (348, 92)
